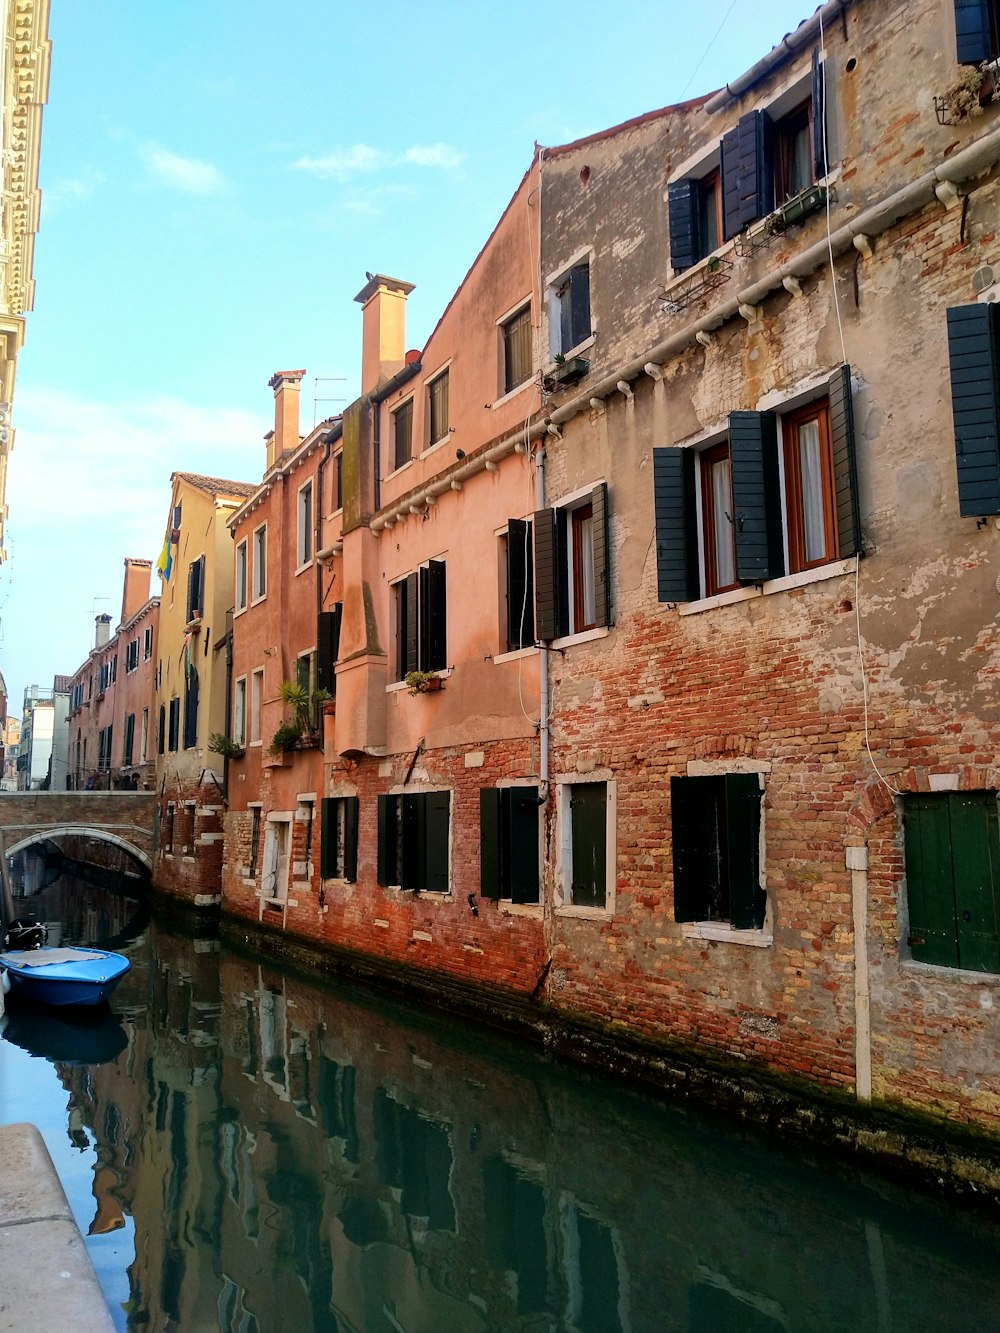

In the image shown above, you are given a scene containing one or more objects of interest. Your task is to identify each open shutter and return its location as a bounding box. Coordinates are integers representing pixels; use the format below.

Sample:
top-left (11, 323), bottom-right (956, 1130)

top-left (377, 795), bottom-right (396, 886)
top-left (828, 363), bottom-right (862, 554)
top-left (903, 795), bottom-right (960, 967)
top-left (509, 787), bottom-right (540, 905)
top-left (506, 519), bottom-right (534, 650)
top-left (950, 792), bottom-right (1000, 971)
top-left (183, 669), bottom-right (199, 749)
top-left (480, 788), bottom-right (502, 900)
top-left (569, 262), bottom-right (592, 350)
top-left (955, 0), bottom-right (996, 62)
top-left (722, 111), bottom-right (771, 239)
top-left (533, 507), bottom-right (569, 640)
top-left (320, 797), bottom-right (337, 879)
top-left (402, 572), bottom-right (419, 676)
top-left (668, 179), bottom-right (700, 272)
top-left (724, 773), bottom-right (765, 930)
top-left (653, 447), bottom-right (699, 602)
top-left (670, 776), bottom-right (712, 922)
top-left (728, 411), bottom-right (784, 583)
top-left (168, 698), bottom-right (179, 751)
top-left (947, 304), bottom-right (1000, 517)
top-left (421, 559), bottom-right (447, 671)
top-left (811, 48), bottom-right (827, 179)
top-left (424, 791), bottom-right (450, 894)
top-left (343, 796), bottom-right (359, 883)
top-left (590, 482), bottom-right (611, 628)
top-left (158, 705), bottom-right (165, 755)
top-left (317, 606), bottom-right (342, 694)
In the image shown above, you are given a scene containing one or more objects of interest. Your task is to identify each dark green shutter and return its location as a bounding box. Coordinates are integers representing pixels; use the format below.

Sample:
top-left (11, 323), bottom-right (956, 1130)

top-left (670, 776), bottom-right (713, 922)
top-left (724, 774), bottom-right (765, 930)
top-left (533, 507), bottom-right (569, 640)
top-left (317, 605), bottom-right (342, 694)
top-left (424, 791), bottom-right (450, 894)
top-left (158, 705), bottom-right (165, 754)
top-left (729, 411), bottom-right (784, 583)
top-left (480, 788), bottom-right (502, 899)
top-left (377, 794), bottom-right (396, 886)
top-left (590, 482), bottom-right (611, 628)
top-left (568, 262), bottom-right (592, 350)
top-left (829, 364), bottom-right (862, 555)
top-left (569, 783), bottom-right (606, 908)
top-left (401, 794), bottom-right (421, 891)
top-left (903, 795), bottom-right (961, 967)
top-left (653, 447), bottom-right (699, 602)
top-left (183, 669), bottom-right (199, 749)
top-left (506, 519), bottom-right (534, 650)
top-left (949, 792), bottom-right (1000, 972)
top-left (722, 111), bottom-right (772, 239)
top-left (811, 49), bottom-right (827, 180)
top-left (955, 0), bottom-right (997, 62)
top-left (509, 788), bottom-right (540, 905)
top-left (320, 797), bottom-right (337, 879)
top-left (402, 572), bottom-right (418, 676)
top-left (421, 559), bottom-right (447, 671)
top-left (343, 796), bottom-right (359, 883)
top-left (168, 697), bottom-right (179, 751)
top-left (668, 179), bottom-right (700, 271)
top-left (947, 304), bottom-right (1000, 517)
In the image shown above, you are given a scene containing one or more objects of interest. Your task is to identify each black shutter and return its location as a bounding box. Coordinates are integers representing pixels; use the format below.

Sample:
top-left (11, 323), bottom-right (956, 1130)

top-left (668, 179), bottom-right (700, 272)
top-left (722, 111), bottom-right (771, 240)
top-left (590, 482), bottom-right (611, 628)
top-left (423, 791), bottom-right (450, 893)
top-left (533, 507), bottom-right (569, 640)
top-left (653, 447), bottom-right (700, 602)
top-left (729, 411), bottom-right (784, 583)
top-left (186, 556), bottom-right (203, 621)
top-left (168, 698), bottom-right (179, 751)
top-left (401, 793), bottom-right (421, 891)
top-left (320, 797), bottom-right (337, 879)
top-left (480, 788), bottom-right (502, 899)
top-left (947, 304), bottom-right (1000, 517)
top-left (343, 796), bottom-right (359, 882)
top-left (955, 0), bottom-right (996, 62)
top-left (158, 705), bottom-right (165, 755)
top-left (506, 519), bottom-right (534, 650)
top-left (670, 776), bottom-right (712, 922)
top-left (377, 795), bottom-right (396, 886)
top-left (183, 669), bottom-right (199, 749)
top-left (569, 262), bottom-right (592, 350)
top-left (509, 787), bottom-right (540, 905)
top-left (811, 49), bottom-right (827, 180)
top-left (317, 607), bottom-right (342, 694)
top-left (725, 774), bottom-right (765, 930)
top-left (828, 363), bottom-right (862, 553)
top-left (402, 572), bottom-right (418, 676)
top-left (421, 559), bottom-right (447, 671)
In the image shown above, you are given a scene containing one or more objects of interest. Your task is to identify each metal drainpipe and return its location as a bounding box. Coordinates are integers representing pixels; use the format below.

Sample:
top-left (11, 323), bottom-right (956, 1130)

top-left (536, 446), bottom-right (549, 793)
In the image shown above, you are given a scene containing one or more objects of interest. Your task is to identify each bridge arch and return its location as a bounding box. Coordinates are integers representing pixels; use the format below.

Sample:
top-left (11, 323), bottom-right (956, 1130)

top-left (5, 826), bottom-right (153, 871)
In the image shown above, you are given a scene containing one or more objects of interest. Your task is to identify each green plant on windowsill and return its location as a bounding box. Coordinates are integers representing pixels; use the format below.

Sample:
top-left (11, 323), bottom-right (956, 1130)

top-left (405, 669), bottom-right (443, 696)
top-left (278, 678), bottom-right (311, 728)
top-left (208, 732), bottom-right (243, 760)
top-left (268, 722), bottom-right (302, 755)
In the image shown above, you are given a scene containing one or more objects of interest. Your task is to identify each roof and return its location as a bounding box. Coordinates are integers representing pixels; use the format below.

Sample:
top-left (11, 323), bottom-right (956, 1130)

top-left (172, 471), bottom-right (257, 499)
top-left (541, 92), bottom-right (717, 161)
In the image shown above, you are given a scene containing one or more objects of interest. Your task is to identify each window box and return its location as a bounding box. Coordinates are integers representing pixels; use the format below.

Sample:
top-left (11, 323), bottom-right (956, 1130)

top-left (773, 182), bottom-right (828, 229)
top-left (658, 257), bottom-right (733, 315)
top-left (405, 670), bottom-right (443, 695)
top-left (294, 732), bottom-right (321, 750)
top-left (543, 356), bottom-right (589, 391)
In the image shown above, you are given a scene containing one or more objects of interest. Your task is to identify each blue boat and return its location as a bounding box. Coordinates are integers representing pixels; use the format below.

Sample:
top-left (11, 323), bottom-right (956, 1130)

top-left (0, 946), bottom-right (130, 1008)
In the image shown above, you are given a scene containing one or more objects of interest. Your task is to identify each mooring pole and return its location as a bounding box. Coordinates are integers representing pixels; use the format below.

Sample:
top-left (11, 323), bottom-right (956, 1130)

top-left (0, 829), bottom-right (15, 931)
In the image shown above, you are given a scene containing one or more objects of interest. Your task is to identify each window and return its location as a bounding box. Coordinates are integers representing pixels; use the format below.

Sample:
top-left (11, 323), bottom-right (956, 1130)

top-left (480, 786), bottom-right (540, 903)
top-left (163, 804), bottom-right (175, 853)
top-left (671, 773), bottom-right (765, 929)
top-left (186, 555), bottom-right (205, 622)
top-left (317, 605), bottom-right (342, 697)
top-left (252, 525), bottom-right (267, 601)
top-left (377, 790), bottom-right (450, 892)
top-left (235, 539), bottom-right (248, 611)
top-left (333, 450), bottom-right (343, 511)
top-left (297, 651), bottom-right (317, 729)
top-left (773, 100), bottom-right (814, 205)
top-left (249, 806), bottom-right (262, 877)
top-left (123, 713), bottom-right (135, 766)
top-left (955, 0), bottom-right (1000, 63)
top-left (501, 304), bottom-right (532, 395)
top-left (394, 560), bottom-right (447, 679)
top-left (500, 520), bottom-right (534, 652)
top-left (140, 708), bottom-right (149, 763)
top-left (143, 626), bottom-right (153, 660)
top-left (233, 677), bottom-right (247, 746)
top-left (428, 371), bottom-right (449, 446)
top-left (250, 669), bottom-right (263, 744)
top-left (667, 168), bottom-right (723, 271)
top-left (158, 704), bottom-right (166, 755)
top-left (548, 260), bottom-right (591, 359)
top-left (903, 791), bottom-right (1000, 973)
top-left (168, 697), bottom-right (179, 752)
top-left (297, 481), bottom-right (313, 567)
top-left (392, 399), bottom-right (413, 470)
top-left (564, 781), bottom-right (608, 908)
top-left (533, 484), bottom-right (610, 640)
top-left (946, 302), bottom-right (1000, 517)
top-left (183, 667), bottom-right (199, 749)
top-left (653, 365), bottom-right (859, 603)
top-left (320, 796), bottom-right (359, 881)
top-left (125, 638), bottom-right (139, 673)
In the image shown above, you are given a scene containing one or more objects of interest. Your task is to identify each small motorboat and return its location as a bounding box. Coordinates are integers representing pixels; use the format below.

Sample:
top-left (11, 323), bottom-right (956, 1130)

top-left (0, 946), bottom-right (130, 1008)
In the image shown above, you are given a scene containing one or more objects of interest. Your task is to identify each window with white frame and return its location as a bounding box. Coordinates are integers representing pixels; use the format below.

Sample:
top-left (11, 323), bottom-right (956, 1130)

top-left (392, 398), bottom-right (413, 470)
top-left (393, 560), bottom-right (447, 680)
top-left (233, 677), bottom-right (247, 746)
top-left (557, 777), bottom-right (615, 911)
top-left (250, 668), bottom-right (263, 744)
top-left (533, 484), bottom-right (610, 641)
top-left (671, 773), bottom-right (766, 930)
top-left (297, 480), bottom-right (313, 567)
top-left (377, 790), bottom-right (451, 893)
top-left (252, 525), bottom-right (266, 601)
top-left (548, 258), bottom-right (591, 360)
top-left (427, 370), bottom-right (449, 447)
top-left (143, 625), bottom-right (153, 660)
top-left (499, 520), bottom-right (534, 652)
top-left (235, 538), bottom-right (248, 611)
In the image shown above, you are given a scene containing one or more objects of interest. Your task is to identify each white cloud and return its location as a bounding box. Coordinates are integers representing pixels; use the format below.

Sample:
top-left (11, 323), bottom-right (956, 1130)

top-left (43, 170), bottom-right (106, 216)
top-left (139, 143), bottom-right (226, 195)
top-left (293, 142), bottom-right (463, 181)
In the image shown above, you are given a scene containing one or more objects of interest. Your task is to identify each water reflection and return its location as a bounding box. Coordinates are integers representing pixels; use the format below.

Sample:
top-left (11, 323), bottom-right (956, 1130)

top-left (4, 880), bottom-right (1000, 1332)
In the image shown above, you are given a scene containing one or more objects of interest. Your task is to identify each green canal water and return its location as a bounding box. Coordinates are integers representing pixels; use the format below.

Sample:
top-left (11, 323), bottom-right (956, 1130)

top-left (3, 870), bottom-right (1000, 1332)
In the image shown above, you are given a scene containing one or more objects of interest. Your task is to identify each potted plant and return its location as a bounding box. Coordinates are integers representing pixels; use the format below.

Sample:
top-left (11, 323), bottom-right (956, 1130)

top-left (208, 732), bottom-right (244, 760)
top-left (268, 721), bottom-right (301, 756)
top-left (405, 669), bottom-right (443, 695)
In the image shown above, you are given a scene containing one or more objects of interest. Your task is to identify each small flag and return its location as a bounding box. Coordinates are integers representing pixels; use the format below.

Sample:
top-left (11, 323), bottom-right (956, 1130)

top-left (156, 536), bottom-right (173, 582)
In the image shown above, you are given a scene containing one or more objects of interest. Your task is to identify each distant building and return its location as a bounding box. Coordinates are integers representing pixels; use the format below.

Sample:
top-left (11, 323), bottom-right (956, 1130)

top-left (17, 683), bottom-right (56, 789)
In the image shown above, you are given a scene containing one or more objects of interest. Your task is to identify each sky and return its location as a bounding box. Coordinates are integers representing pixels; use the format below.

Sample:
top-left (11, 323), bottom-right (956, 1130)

top-left (1, 0), bottom-right (816, 712)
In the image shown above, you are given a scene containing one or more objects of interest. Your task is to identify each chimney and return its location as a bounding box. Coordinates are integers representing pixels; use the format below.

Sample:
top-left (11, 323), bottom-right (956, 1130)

top-left (121, 557), bottom-right (153, 625)
top-left (354, 274), bottom-right (415, 396)
top-left (267, 370), bottom-right (306, 470)
top-left (94, 614), bottom-right (112, 649)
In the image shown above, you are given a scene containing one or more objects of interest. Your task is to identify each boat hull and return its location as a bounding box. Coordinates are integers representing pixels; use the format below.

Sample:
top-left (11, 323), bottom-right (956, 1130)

top-left (0, 949), bottom-right (130, 1008)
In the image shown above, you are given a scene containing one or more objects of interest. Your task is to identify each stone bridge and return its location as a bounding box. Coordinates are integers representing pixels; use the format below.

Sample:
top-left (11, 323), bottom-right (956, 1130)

top-left (0, 791), bottom-right (156, 871)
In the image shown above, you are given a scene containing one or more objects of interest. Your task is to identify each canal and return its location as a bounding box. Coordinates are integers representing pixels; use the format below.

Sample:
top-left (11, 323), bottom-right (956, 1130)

top-left (3, 870), bottom-right (1000, 1332)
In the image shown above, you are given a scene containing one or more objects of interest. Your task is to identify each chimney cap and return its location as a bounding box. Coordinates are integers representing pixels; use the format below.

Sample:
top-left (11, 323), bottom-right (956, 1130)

top-left (354, 273), bottom-right (415, 305)
top-left (268, 370), bottom-right (306, 390)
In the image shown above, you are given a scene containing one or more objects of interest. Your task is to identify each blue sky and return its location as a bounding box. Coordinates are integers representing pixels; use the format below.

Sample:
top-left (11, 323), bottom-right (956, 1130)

top-left (2, 0), bottom-right (815, 713)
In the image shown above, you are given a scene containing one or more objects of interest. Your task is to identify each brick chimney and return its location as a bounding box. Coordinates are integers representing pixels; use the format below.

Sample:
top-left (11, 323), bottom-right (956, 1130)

top-left (94, 614), bottom-right (112, 649)
top-left (267, 370), bottom-right (306, 470)
top-left (354, 274), bottom-right (415, 396)
top-left (121, 557), bottom-right (153, 625)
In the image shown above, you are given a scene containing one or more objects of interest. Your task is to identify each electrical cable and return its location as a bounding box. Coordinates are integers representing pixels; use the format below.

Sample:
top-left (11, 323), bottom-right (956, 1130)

top-left (680, 0), bottom-right (740, 101)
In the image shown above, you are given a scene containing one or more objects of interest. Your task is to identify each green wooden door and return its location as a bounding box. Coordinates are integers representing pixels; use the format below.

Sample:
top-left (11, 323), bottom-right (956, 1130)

top-left (570, 783), bottom-right (606, 908)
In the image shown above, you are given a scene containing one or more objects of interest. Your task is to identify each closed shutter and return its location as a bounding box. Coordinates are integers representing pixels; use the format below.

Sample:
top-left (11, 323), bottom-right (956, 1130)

top-left (668, 179), bottom-right (700, 272)
top-left (590, 483), bottom-right (611, 628)
top-left (183, 669), bottom-right (199, 749)
top-left (186, 556), bottom-right (203, 621)
top-left (506, 519), bottom-right (534, 650)
top-left (421, 559), bottom-right (447, 671)
top-left (811, 49), bottom-right (828, 179)
top-left (568, 263), bottom-right (592, 350)
top-left (903, 795), bottom-right (961, 967)
top-left (480, 788), bottom-right (502, 899)
top-left (158, 705), bottom-right (166, 754)
top-left (317, 606), bottom-right (342, 694)
top-left (424, 791), bottom-right (450, 894)
top-left (401, 572), bottom-right (419, 677)
top-left (670, 776), bottom-right (713, 922)
top-left (653, 447), bottom-right (700, 602)
top-left (533, 506), bottom-right (569, 640)
top-left (729, 411), bottom-right (784, 583)
top-left (950, 791), bottom-right (1000, 972)
top-left (569, 783), bottom-right (606, 908)
top-left (401, 793), bottom-right (421, 891)
top-left (168, 698), bottom-right (179, 751)
top-left (954, 0), bottom-right (997, 62)
top-left (509, 787), bottom-right (540, 905)
top-left (947, 304), bottom-right (1000, 517)
top-left (724, 773), bottom-right (765, 930)
top-left (377, 794), bottom-right (396, 886)
top-left (828, 364), bottom-right (862, 555)
top-left (343, 796), bottom-right (359, 883)
top-left (722, 111), bottom-right (772, 240)
top-left (320, 797), bottom-right (337, 879)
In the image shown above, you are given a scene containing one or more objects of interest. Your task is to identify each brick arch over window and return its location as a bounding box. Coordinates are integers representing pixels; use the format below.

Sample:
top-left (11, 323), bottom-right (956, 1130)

top-left (847, 764), bottom-right (1000, 839)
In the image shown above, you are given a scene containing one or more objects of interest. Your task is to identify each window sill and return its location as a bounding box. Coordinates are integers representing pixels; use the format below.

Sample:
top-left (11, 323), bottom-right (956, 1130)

top-left (549, 625), bottom-right (611, 650)
top-left (422, 434), bottom-right (451, 458)
top-left (493, 645), bottom-right (539, 665)
top-left (386, 459), bottom-right (415, 481)
top-left (681, 922), bottom-right (772, 947)
top-left (555, 904), bottom-right (612, 920)
top-left (491, 378), bottom-right (535, 411)
top-left (679, 557), bottom-right (857, 617)
top-left (295, 559), bottom-right (314, 576)
top-left (900, 959), bottom-right (1000, 984)
top-left (546, 333), bottom-right (595, 368)
top-left (250, 594), bottom-right (267, 608)
top-left (499, 900), bottom-right (543, 918)
top-left (233, 604), bottom-right (248, 618)
top-left (386, 667), bottom-right (452, 694)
